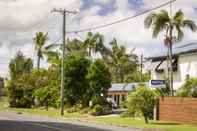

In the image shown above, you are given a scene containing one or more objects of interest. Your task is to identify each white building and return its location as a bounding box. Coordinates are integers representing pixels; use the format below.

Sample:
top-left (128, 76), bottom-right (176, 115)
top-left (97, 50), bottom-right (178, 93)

top-left (147, 42), bottom-right (197, 91)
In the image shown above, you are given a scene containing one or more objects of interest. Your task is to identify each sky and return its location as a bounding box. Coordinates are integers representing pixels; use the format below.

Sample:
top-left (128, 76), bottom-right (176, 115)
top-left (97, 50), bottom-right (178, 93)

top-left (0, 0), bottom-right (197, 77)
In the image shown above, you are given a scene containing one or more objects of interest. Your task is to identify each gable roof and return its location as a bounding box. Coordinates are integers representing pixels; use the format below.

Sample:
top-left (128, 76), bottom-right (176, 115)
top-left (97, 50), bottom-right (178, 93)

top-left (147, 42), bottom-right (197, 60)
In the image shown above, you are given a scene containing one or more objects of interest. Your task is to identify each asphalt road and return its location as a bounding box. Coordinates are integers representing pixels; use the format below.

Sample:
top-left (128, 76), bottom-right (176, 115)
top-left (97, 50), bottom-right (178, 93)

top-left (0, 112), bottom-right (143, 131)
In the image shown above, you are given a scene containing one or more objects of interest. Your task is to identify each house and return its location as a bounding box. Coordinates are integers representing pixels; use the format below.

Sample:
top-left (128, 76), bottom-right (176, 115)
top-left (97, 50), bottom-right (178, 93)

top-left (107, 83), bottom-right (138, 107)
top-left (147, 42), bottom-right (197, 91)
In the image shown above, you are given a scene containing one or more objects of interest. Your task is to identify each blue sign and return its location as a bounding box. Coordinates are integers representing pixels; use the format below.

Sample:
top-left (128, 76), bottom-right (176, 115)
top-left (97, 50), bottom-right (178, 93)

top-left (150, 80), bottom-right (165, 86)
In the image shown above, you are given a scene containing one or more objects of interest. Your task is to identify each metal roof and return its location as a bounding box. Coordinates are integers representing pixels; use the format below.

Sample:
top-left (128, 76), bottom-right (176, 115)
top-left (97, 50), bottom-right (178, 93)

top-left (147, 41), bottom-right (197, 60)
top-left (108, 83), bottom-right (138, 91)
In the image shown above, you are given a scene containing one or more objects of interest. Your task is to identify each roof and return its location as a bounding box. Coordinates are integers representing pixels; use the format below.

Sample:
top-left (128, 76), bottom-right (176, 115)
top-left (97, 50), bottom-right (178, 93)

top-left (147, 42), bottom-right (197, 60)
top-left (108, 83), bottom-right (138, 92)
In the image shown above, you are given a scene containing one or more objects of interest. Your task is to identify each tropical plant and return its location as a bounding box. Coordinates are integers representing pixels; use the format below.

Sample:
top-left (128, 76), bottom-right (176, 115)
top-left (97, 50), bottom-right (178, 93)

top-left (144, 9), bottom-right (197, 96)
top-left (9, 51), bottom-right (33, 80)
top-left (34, 32), bottom-right (58, 68)
top-left (64, 53), bottom-right (91, 107)
top-left (177, 78), bottom-right (197, 97)
top-left (127, 87), bottom-right (156, 124)
top-left (83, 32), bottom-right (107, 58)
top-left (7, 52), bottom-right (34, 108)
top-left (87, 59), bottom-right (111, 96)
top-left (105, 39), bottom-right (138, 83)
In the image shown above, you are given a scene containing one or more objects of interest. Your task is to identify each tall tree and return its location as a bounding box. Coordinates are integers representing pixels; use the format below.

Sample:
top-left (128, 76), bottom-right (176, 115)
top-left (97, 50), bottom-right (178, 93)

top-left (83, 32), bottom-right (106, 58)
top-left (8, 51), bottom-right (34, 107)
top-left (144, 10), bottom-right (197, 96)
top-left (9, 51), bottom-right (33, 80)
top-left (34, 32), bottom-right (49, 69)
top-left (105, 39), bottom-right (138, 83)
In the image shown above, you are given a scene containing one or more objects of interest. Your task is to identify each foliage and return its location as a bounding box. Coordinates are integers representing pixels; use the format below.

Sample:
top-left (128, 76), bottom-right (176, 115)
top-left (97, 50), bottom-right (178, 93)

top-left (145, 9), bottom-right (197, 96)
top-left (83, 32), bottom-right (107, 58)
top-left (33, 68), bottom-right (60, 109)
top-left (9, 51), bottom-right (33, 80)
top-left (64, 53), bottom-right (91, 107)
top-left (104, 39), bottom-right (139, 83)
top-left (7, 51), bottom-right (60, 109)
top-left (87, 59), bottom-right (111, 97)
top-left (7, 52), bottom-right (34, 108)
top-left (34, 32), bottom-right (58, 68)
top-left (177, 78), bottom-right (197, 97)
top-left (127, 87), bottom-right (156, 124)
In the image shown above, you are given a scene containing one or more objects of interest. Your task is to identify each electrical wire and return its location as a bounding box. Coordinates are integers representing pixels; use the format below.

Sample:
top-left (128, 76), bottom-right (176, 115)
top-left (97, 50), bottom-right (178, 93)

top-left (67, 0), bottom-right (176, 34)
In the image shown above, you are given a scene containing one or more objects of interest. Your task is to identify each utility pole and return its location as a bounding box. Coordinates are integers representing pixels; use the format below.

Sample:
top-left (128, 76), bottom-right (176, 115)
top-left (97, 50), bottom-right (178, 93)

top-left (140, 54), bottom-right (143, 82)
top-left (52, 8), bottom-right (78, 116)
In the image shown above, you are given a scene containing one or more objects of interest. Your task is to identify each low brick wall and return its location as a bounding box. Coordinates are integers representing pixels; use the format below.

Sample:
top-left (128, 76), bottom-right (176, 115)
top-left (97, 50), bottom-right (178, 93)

top-left (158, 97), bottom-right (197, 124)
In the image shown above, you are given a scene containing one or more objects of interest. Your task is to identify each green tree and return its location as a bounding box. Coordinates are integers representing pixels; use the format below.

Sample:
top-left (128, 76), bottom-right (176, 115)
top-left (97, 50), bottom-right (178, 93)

top-left (9, 51), bottom-right (33, 80)
top-left (83, 32), bottom-right (106, 58)
top-left (127, 87), bottom-right (156, 124)
top-left (87, 59), bottom-right (111, 98)
top-left (105, 39), bottom-right (138, 83)
top-left (64, 53), bottom-right (91, 107)
top-left (33, 68), bottom-right (60, 110)
top-left (7, 52), bottom-right (33, 108)
top-left (145, 10), bottom-right (197, 96)
top-left (67, 39), bottom-right (87, 55)
top-left (177, 78), bottom-right (197, 97)
top-left (34, 32), bottom-right (49, 69)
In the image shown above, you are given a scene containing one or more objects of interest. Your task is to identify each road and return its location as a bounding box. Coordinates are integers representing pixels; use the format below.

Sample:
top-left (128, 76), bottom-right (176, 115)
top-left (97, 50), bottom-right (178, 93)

top-left (0, 111), bottom-right (143, 131)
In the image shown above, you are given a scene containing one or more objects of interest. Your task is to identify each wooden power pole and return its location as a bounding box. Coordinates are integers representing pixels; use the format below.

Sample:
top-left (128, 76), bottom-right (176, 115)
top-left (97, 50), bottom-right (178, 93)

top-left (52, 8), bottom-right (78, 116)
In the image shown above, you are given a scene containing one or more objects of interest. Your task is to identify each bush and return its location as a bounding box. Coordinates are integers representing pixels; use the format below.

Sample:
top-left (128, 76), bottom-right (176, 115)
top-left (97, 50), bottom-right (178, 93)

top-left (91, 104), bottom-right (112, 116)
top-left (66, 103), bottom-right (82, 113)
top-left (127, 86), bottom-right (156, 124)
top-left (177, 78), bottom-right (197, 97)
top-left (91, 104), bottom-right (103, 116)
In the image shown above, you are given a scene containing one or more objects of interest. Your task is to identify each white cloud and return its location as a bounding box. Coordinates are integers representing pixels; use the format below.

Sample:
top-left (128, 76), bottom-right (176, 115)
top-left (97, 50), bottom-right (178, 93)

top-left (0, 0), bottom-right (197, 76)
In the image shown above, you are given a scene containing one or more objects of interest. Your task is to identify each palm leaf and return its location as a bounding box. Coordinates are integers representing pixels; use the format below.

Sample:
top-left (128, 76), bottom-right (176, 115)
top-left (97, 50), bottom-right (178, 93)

top-left (183, 20), bottom-right (197, 32)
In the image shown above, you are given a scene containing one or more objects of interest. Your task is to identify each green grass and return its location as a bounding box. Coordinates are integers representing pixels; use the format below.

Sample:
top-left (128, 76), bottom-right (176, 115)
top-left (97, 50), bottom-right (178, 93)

top-left (1, 98), bottom-right (197, 131)
top-left (90, 116), bottom-right (197, 131)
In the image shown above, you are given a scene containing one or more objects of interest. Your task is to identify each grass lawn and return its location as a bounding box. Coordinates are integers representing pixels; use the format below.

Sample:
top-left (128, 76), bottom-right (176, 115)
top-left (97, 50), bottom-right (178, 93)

top-left (0, 98), bottom-right (197, 131)
top-left (90, 116), bottom-right (197, 131)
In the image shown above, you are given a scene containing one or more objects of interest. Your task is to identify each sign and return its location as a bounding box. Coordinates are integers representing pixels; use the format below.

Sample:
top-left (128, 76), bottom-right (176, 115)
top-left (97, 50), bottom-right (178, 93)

top-left (150, 80), bottom-right (165, 88)
top-left (151, 80), bottom-right (165, 85)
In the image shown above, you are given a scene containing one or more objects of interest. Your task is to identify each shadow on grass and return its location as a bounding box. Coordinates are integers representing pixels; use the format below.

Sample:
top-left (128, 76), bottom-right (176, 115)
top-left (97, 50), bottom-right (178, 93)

top-left (150, 122), bottom-right (181, 126)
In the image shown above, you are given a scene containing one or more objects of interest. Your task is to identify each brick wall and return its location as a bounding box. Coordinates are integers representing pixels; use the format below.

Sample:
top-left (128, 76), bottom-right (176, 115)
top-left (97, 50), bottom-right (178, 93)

top-left (158, 97), bottom-right (197, 124)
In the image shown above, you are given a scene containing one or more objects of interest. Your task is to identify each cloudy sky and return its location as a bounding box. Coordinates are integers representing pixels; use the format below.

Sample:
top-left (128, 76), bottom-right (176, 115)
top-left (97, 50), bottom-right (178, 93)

top-left (0, 0), bottom-right (197, 77)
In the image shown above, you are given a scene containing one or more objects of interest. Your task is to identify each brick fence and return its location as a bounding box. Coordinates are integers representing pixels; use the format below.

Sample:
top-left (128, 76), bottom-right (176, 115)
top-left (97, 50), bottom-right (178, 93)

top-left (158, 97), bottom-right (197, 124)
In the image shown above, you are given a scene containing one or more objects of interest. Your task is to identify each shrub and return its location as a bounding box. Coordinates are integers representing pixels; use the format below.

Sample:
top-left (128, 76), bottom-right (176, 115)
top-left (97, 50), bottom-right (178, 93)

top-left (177, 78), bottom-right (197, 97)
top-left (127, 86), bottom-right (156, 124)
top-left (91, 104), bottom-right (112, 116)
top-left (91, 104), bottom-right (103, 116)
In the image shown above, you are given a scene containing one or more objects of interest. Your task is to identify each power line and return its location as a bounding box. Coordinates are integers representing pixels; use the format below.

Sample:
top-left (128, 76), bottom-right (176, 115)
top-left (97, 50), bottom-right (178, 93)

top-left (67, 0), bottom-right (176, 34)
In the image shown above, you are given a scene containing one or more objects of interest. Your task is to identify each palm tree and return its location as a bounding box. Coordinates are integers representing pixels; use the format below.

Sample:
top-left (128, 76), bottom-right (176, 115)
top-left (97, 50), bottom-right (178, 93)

top-left (144, 10), bottom-right (197, 96)
top-left (83, 32), bottom-right (106, 58)
top-left (34, 32), bottom-right (49, 69)
top-left (105, 39), bottom-right (138, 83)
top-left (34, 32), bottom-right (59, 69)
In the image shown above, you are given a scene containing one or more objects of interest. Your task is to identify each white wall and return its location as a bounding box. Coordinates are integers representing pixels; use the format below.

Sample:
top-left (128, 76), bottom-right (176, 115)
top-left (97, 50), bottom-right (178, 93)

top-left (151, 52), bottom-right (197, 90)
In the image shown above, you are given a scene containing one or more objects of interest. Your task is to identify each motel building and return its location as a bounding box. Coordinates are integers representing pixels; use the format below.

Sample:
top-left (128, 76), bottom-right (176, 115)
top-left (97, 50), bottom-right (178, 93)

top-left (147, 42), bottom-right (197, 92)
top-left (107, 83), bottom-right (138, 108)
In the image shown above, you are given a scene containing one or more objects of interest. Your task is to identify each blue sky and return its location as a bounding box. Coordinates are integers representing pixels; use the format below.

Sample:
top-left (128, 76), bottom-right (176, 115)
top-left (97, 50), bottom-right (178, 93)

top-left (0, 0), bottom-right (197, 76)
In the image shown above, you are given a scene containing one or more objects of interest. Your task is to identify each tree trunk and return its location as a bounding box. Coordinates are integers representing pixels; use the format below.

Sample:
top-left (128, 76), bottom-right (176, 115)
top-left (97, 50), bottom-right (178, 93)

top-left (169, 26), bottom-right (174, 96)
top-left (144, 114), bottom-right (149, 124)
top-left (37, 52), bottom-right (40, 69)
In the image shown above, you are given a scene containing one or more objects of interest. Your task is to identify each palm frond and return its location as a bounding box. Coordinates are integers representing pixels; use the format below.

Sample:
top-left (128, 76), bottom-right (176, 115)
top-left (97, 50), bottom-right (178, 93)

top-left (183, 20), bottom-right (197, 32)
top-left (176, 25), bottom-right (184, 41)
top-left (173, 9), bottom-right (184, 22)
top-left (144, 13), bottom-right (156, 28)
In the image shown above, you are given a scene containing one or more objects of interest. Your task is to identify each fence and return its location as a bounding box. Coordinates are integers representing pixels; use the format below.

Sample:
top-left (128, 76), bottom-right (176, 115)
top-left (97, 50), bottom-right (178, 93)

top-left (158, 97), bottom-right (197, 124)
